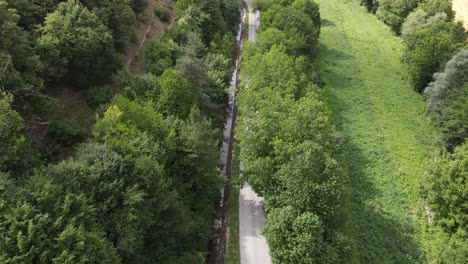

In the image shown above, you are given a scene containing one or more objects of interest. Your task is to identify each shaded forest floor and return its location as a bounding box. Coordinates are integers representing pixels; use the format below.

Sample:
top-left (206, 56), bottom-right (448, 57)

top-left (315, 0), bottom-right (439, 262)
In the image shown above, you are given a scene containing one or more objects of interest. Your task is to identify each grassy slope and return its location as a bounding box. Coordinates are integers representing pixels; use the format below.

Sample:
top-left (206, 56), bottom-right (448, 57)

top-left (315, 0), bottom-right (439, 263)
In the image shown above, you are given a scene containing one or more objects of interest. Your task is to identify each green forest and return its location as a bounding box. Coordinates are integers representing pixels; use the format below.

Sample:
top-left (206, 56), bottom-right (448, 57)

top-left (0, 0), bottom-right (241, 262)
top-left (0, 0), bottom-right (467, 263)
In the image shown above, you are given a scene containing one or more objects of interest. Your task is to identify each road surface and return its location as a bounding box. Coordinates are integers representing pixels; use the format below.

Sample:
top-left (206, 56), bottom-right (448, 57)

top-left (239, 1), bottom-right (272, 264)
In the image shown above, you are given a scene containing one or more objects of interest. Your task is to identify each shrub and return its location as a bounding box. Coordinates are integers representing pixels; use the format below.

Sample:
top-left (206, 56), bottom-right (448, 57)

top-left (154, 5), bottom-right (171, 22)
top-left (86, 85), bottom-right (114, 107)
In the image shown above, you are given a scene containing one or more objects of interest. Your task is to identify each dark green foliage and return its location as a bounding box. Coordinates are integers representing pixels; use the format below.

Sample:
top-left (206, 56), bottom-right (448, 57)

top-left (424, 143), bottom-right (468, 262)
top-left (0, 0), bottom-right (44, 99)
top-left (144, 39), bottom-right (181, 76)
top-left (376, 0), bottom-right (422, 33)
top-left (418, 0), bottom-right (454, 18)
top-left (425, 50), bottom-right (468, 150)
top-left (359, 0), bottom-right (378, 13)
top-left (6, 0), bottom-right (56, 29)
top-left (154, 4), bottom-right (171, 22)
top-left (403, 19), bottom-right (465, 92)
top-left (37, 0), bottom-right (118, 85)
top-left (0, 0), bottom-right (238, 262)
top-left (220, 0), bottom-right (241, 34)
top-left (86, 84), bottom-right (114, 107)
top-left (97, 0), bottom-right (138, 51)
top-left (440, 84), bottom-right (468, 151)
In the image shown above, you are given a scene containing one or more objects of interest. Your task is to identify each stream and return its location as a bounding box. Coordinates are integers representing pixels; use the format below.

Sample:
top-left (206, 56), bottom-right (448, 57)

top-left (206, 6), bottom-right (245, 264)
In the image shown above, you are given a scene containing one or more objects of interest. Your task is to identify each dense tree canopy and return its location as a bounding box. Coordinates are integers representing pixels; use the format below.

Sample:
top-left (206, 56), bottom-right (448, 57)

top-left (37, 0), bottom-right (118, 85)
top-left (425, 50), bottom-right (468, 150)
top-left (238, 1), bottom-right (347, 263)
top-left (0, 0), bottom-right (239, 262)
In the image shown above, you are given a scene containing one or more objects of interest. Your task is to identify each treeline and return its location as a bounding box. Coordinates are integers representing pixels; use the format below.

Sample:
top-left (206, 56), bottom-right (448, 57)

top-left (359, 0), bottom-right (467, 261)
top-left (1, 0), bottom-right (240, 263)
top-left (237, 0), bottom-right (349, 263)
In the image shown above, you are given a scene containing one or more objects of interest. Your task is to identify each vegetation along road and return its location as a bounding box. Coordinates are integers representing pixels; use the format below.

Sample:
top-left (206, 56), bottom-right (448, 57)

top-left (316, 0), bottom-right (439, 263)
top-left (238, 0), bottom-right (272, 263)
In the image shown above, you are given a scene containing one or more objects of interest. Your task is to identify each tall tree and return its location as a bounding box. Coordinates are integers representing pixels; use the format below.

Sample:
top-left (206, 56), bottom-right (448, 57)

top-left (37, 0), bottom-right (118, 85)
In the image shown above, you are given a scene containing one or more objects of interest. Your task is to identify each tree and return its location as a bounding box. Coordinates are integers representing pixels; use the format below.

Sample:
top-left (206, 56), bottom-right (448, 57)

top-left (376, 0), bottom-right (422, 33)
top-left (97, 0), bottom-right (137, 51)
top-left (37, 0), bottom-right (118, 85)
top-left (0, 0), bottom-right (44, 98)
top-left (425, 50), bottom-right (468, 124)
top-left (145, 39), bottom-right (181, 76)
top-left (158, 69), bottom-right (195, 118)
top-left (440, 84), bottom-right (467, 151)
top-left (6, 0), bottom-right (56, 29)
top-left (260, 5), bottom-right (319, 51)
top-left (426, 142), bottom-right (468, 234)
top-left (220, 0), bottom-right (241, 34)
top-left (264, 206), bottom-right (327, 264)
top-left (0, 91), bottom-right (28, 175)
top-left (403, 19), bottom-right (465, 92)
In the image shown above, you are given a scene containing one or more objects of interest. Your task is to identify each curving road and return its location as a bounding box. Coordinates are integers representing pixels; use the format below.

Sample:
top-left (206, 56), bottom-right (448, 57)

top-left (239, 1), bottom-right (272, 264)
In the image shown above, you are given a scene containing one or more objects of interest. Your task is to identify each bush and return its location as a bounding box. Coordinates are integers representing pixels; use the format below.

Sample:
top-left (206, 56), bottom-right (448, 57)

top-left (403, 19), bottom-right (465, 92)
top-left (86, 85), bottom-right (114, 107)
top-left (376, 0), bottom-right (422, 33)
top-left (154, 5), bottom-right (171, 22)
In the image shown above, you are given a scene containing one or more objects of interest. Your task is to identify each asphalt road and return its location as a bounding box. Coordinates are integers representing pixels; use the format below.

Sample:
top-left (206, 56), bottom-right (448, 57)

top-left (239, 2), bottom-right (272, 263)
top-left (239, 183), bottom-right (272, 264)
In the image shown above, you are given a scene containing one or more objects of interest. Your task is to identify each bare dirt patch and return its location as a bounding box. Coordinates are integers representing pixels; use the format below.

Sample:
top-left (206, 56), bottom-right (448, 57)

top-left (126, 0), bottom-right (175, 75)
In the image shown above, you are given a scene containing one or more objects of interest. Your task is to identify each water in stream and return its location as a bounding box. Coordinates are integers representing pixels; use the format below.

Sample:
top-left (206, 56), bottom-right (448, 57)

top-left (206, 7), bottom-right (245, 264)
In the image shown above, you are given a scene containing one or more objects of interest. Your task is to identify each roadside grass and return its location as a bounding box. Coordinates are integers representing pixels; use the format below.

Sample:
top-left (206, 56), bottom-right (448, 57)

top-left (225, 141), bottom-right (241, 264)
top-left (315, 0), bottom-right (439, 263)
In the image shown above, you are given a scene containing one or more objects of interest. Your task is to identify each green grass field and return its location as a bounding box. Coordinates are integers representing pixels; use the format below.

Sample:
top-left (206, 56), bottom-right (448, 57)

top-left (315, 0), bottom-right (439, 262)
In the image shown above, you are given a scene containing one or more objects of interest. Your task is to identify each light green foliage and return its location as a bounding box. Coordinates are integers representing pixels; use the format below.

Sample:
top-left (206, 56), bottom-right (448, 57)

top-left (265, 207), bottom-right (326, 264)
top-left (260, 6), bottom-right (318, 51)
top-left (316, 0), bottom-right (440, 262)
top-left (401, 9), bottom-right (447, 41)
top-left (158, 69), bottom-right (195, 118)
top-left (403, 19), bottom-right (465, 92)
top-left (376, 0), bottom-right (422, 33)
top-left (427, 143), bottom-right (468, 234)
top-left (238, 1), bottom-right (347, 262)
top-left (37, 0), bottom-right (117, 85)
top-left (145, 39), bottom-right (181, 76)
top-left (0, 92), bottom-right (26, 172)
top-left (424, 143), bottom-right (468, 262)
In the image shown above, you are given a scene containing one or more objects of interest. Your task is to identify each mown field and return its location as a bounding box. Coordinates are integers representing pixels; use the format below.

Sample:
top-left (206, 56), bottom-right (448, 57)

top-left (315, 0), bottom-right (439, 262)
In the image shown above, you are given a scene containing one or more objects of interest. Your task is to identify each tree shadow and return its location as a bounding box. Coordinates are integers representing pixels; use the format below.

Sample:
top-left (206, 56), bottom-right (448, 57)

top-left (327, 91), bottom-right (425, 263)
top-left (322, 19), bottom-right (336, 27)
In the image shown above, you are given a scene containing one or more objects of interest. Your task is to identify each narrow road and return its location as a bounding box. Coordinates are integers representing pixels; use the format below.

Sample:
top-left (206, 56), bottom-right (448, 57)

top-left (239, 1), bottom-right (272, 263)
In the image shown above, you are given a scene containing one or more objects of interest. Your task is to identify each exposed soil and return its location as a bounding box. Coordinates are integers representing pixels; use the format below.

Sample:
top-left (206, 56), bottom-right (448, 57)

top-left (126, 0), bottom-right (176, 75)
